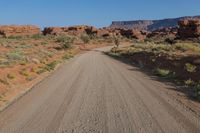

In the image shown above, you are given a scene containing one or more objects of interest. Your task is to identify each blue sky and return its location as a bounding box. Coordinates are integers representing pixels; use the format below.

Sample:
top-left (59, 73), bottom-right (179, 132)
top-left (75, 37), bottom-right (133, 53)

top-left (0, 0), bottom-right (200, 28)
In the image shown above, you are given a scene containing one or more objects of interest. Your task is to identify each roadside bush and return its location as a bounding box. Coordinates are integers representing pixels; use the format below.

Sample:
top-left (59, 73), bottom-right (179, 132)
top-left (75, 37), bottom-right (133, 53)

top-left (19, 69), bottom-right (30, 77)
top-left (62, 53), bottom-right (74, 60)
top-left (154, 68), bottom-right (171, 77)
top-left (56, 36), bottom-right (74, 49)
top-left (45, 61), bottom-right (61, 71)
top-left (185, 63), bottom-right (197, 73)
top-left (80, 34), bottom-right (90, 44)
top-left (184, 79), bottom-right (195, 86)
top-left (36, 66), bottom-right (47, 74)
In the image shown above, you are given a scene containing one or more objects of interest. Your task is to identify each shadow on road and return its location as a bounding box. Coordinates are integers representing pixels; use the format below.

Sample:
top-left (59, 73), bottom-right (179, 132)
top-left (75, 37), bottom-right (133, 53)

top-left (103, 52), bottom-right (200, 104)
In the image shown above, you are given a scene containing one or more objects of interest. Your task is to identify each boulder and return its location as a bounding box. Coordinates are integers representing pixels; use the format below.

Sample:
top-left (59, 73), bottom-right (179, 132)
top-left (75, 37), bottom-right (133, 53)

top-left (68, 25), bottom-right (98, 36)
top-left (0, 25), bottom-right (41, 37)
top-left (43, 27), bottom-right (68, 35)
top-left (96, 28), bottom-right (112, 37)
top-left (147, 27), bottom-right (177, 38)
top-left (120, 29), bottom-right (146, 40)
top-left (177, 19), bottom-right (200, 39)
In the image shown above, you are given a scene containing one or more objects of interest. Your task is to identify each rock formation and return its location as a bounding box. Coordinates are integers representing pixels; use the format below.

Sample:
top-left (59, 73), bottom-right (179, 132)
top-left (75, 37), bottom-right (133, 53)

top-left (0, 25), bottom-right (40, 37)
top-left (43, 27), bottom-right (68, 35)
top-left (43, 25), bottom-right (147, 40)
top-left (120, 29), bottom-right (146, 40)
top-left (43, 26), bottom-right (98, 36)
top-left (147, 27), bottom-right (177, 38)
top-left (177, 19), bottom-right (200, 39)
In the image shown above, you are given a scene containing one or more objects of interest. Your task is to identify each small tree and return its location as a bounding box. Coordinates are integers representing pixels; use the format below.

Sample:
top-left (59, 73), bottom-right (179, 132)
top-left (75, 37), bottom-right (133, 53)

top-left (113, 36), bottom-right (120, 48)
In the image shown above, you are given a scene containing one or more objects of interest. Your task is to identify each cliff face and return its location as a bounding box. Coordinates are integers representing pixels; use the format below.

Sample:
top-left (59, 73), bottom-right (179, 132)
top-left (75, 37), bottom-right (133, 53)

top-left (110, 16), bottom-right (200, 31)
top-left (111, 20), bottom-right (153, 31)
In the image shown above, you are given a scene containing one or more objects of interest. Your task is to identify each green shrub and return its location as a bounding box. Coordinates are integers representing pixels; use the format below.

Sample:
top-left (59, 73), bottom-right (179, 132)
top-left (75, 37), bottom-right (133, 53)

top-left (62, 53), bottom-right (74, 60)
top-left (19, 69), bottom-right (30, 77)
top-left (56, 36), bottom-right (74, 49)
top-left (36, 67), bottom-right (47, 74)
top-left (80, 34), bottom-right (90, 44)
top-left (184, 79), bottom-right (195, 86)
top-left (185, 63), bottom-right (197, 73)
top-left (155, 68), bottom-right (171, 77)
top-left (45, 61), bottom-right (61, 71)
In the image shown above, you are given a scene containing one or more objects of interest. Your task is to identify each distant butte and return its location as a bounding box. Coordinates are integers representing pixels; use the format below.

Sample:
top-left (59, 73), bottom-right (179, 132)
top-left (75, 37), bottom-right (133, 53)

top-left (110, 15), bottom-right (200, 31)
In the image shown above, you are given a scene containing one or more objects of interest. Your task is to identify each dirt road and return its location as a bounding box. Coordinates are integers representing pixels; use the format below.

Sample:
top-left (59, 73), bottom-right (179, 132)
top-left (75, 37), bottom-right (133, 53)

top-left (0, 46), bottom-right (200, 133)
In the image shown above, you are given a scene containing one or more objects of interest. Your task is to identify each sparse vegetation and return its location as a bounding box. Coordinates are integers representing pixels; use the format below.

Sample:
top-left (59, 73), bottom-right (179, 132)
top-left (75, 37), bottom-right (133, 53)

top-left (0, 78), bottom-right (9, 85)
top-left (19, 69), bottom-right (30, 77)
top-left (6, 51), bottom-right (25, 61)
top-left (7, 36), bottom-right (23, 40)
top-left (31, 34), bottom-right (44, 39)
top-left (174, 43), bottom-right (200, 54)
top-left (0, 32), bottom-right (117, 107)
top-left (109, 42), bottom-right (200, 100)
